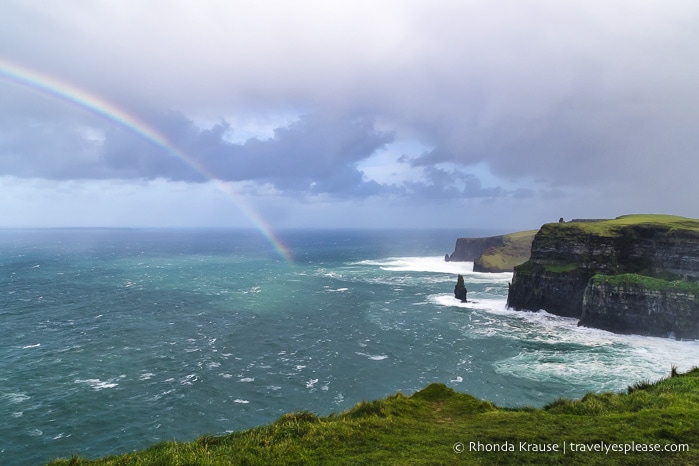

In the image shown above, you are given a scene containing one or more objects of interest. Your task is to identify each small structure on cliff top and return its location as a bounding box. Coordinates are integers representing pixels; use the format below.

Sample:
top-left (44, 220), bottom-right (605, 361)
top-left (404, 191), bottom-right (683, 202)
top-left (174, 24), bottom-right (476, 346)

top-left (454, 274), bottom-right (467, 302)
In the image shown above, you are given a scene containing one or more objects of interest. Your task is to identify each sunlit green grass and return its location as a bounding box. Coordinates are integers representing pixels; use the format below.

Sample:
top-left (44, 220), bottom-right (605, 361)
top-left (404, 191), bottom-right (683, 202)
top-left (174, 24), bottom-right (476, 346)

top-left (591, 273), bottom-right (699, 294)
top-left (475, 229), bottom-right (537, 271)
top-left (542, 214), bottom-right (699, 238)
top-left (50, 368), bottom-right (699, 465)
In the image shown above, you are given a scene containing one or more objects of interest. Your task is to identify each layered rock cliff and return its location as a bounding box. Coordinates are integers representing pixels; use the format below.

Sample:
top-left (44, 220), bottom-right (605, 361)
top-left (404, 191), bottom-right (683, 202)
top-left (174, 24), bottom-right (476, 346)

top-left (507, 215), bottom-right (699, 338)
top-left (448, 236), bottom-right (505, 262)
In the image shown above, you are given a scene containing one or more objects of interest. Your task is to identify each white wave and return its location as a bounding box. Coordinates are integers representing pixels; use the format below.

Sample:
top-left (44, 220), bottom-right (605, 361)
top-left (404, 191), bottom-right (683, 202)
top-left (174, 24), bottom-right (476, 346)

top-left (450, 376), bottom-right (463, 383)
top-left (28, 428), bottom-right (43, 437)
top-left (326, 287), bottom-right (349, 292)
top-left (180, 374), bottom-right (198, 385)
top-left (21, 343), bottom-right (40, 349)
top-left (352, 256), bottom-right (473, 274)
top-left (239, 377), bottom-right (255, 383)
top-left (75, 379), bottom-right (118, 391)
top-left (4, 392), bottom-right (30, 403)
top-left (429, 286), bottom-right (699, 391)
top-left (429, 293), bottom-right (508, 313)
top-left (12, 411), bottom-right (23, 417)
top-left (139, 373), bottom-right (155, 381)
top-left (351, 256), bottom-right (514, 280)
top-left (306, 378), bottom-right (319, 388)
top-left (234, 399), bottom-right (250, 404)
top-left (356, 352), bottom-right (388, 361)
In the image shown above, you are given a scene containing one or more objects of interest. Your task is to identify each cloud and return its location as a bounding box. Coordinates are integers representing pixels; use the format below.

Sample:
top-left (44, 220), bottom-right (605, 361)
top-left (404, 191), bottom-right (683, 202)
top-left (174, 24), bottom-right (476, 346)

top-left (0, 95), bottom-right (396, 197)
top-left (2, 0), bottom-right (699, 226)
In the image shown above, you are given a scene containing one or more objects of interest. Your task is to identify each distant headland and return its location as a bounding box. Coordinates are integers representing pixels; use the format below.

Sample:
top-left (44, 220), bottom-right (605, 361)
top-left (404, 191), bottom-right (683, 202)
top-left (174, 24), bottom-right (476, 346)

top-left (446, 230), bottom-right (537, 272)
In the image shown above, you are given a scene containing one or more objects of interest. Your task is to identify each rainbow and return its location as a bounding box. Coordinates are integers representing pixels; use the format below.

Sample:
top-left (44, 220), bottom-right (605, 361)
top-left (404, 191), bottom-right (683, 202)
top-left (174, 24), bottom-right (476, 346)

top-left (0, 58), bottom-right (293, 263)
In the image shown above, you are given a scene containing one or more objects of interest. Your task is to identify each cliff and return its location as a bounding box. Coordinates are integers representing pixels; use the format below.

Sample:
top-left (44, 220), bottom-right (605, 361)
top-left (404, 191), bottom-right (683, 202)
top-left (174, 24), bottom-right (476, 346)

top-left (448, 230), bottom-right (536, 272)
top-left (507, 215), bottom-right (699, 338)
top-left (448, 235), bottom-right (505, 262)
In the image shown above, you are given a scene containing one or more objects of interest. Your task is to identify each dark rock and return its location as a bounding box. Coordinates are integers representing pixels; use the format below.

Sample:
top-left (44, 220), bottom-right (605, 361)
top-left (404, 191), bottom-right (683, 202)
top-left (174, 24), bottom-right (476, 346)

top-left (579, 277), bottom-right (699, 339)
top-left (448, 236), bottom-right (504, 262)
top-left (454, 274), bottom-right (467, 302)
top-left (444, 254), bottom-right (450, 262)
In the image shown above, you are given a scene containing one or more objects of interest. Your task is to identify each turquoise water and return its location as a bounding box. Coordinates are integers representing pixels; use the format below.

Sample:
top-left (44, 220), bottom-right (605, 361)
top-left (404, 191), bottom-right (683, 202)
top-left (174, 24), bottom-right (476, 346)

top-left (2, 229), bottom-right (699, 465)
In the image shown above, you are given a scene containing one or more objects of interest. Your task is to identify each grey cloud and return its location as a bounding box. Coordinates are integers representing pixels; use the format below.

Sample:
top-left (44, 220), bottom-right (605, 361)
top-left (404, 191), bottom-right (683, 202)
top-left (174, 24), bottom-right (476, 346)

top-left (403, 166), bottom-right (505, 200)
top-left (0, 98), bottom-right (395, 197)
top-left (3, 0), bottom-right (699, 217)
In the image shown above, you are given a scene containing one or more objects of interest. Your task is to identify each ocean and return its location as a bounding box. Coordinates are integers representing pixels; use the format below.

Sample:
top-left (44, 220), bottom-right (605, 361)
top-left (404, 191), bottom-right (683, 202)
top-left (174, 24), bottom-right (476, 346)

top-left (2, 228), bottom-right (698, 465)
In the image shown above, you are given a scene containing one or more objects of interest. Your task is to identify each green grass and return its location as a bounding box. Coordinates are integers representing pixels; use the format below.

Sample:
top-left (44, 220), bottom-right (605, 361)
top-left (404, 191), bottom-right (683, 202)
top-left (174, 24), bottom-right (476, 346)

top-left (591, 273), bottom-right (699, 295)
top-left (542, 215), bottom-right (699, 238)
top-left (476, 230), bottom-right (537, 271)
top-left (49, 368), bottom-right (699, 465)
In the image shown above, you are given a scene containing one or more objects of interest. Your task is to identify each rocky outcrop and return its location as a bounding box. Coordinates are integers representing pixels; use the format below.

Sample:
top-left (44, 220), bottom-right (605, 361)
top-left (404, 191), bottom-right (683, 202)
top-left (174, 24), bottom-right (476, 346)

top-left (507, 215), bottom-right (699, 338)
top-left (454, 274), bottom-right (467, 302)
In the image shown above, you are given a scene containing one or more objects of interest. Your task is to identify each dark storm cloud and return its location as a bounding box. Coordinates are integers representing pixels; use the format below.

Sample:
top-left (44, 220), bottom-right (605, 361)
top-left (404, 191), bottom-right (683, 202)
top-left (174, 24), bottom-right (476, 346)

top-left (0, 96), bottom-right (397, 197)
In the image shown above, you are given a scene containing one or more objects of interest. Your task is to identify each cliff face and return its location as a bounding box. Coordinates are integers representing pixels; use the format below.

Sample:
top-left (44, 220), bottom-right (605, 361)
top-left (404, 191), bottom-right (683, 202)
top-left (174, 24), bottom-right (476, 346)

top-left (581, 275), bottom-right (699, 339)
top-left (448, 236), bottom-right (505, 262)
top-left (507, 215), bottom-right (699, 338)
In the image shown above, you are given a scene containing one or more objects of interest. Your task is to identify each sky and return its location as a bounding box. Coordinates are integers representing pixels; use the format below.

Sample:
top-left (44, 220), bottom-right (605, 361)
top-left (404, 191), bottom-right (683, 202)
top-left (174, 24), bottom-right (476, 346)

top-left (1, 0), bottom-right (699, 232)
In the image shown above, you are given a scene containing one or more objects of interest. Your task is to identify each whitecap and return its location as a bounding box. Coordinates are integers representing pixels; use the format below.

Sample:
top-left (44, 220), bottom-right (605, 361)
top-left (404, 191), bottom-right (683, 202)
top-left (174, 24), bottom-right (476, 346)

top-left (239, 377), bottom-right (254, 383)
top-left (21, 343), bottom-right (40, 349)
top-left (4, 393), bottom-right (30, 403)
top-left (450, 376), bottom-right (463, 383)
top-left (75, 379), bottom-right (118, 391)
top-left (234, 399), bottom-right (250, 404)
top-left (356, 352), bottom-right (388, 361)
top-left (306, 378), bottom-right (319, 388)
top-left (139, 373), bottom-right (155, 381)
top-left (28, 429), bottom-right (43, 437)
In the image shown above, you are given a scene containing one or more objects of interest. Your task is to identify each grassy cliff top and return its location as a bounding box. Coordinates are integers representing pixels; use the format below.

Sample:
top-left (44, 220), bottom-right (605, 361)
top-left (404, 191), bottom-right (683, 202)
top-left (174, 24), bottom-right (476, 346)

top-left (542, 214), bottom-right (699, 237)
top-left (476, 230), bottom-right (537, 272)
top-left (50, 368), bottom-right (699, 465)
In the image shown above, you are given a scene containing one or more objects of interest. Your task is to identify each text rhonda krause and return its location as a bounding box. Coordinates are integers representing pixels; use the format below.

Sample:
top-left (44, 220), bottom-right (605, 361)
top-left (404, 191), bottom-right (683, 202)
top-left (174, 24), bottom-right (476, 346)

top-left (466, 441), bottom-right (690, 454)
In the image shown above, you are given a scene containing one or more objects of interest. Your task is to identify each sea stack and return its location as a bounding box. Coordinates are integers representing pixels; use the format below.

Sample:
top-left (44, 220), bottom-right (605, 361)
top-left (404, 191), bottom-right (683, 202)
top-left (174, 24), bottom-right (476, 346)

top-left (454, 274), bottom-right (467, 302)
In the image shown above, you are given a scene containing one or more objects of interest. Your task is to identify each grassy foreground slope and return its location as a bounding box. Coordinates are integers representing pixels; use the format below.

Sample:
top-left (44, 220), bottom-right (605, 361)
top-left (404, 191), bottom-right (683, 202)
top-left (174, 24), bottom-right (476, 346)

top-left (50, 369), bottom-right (699, 465)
